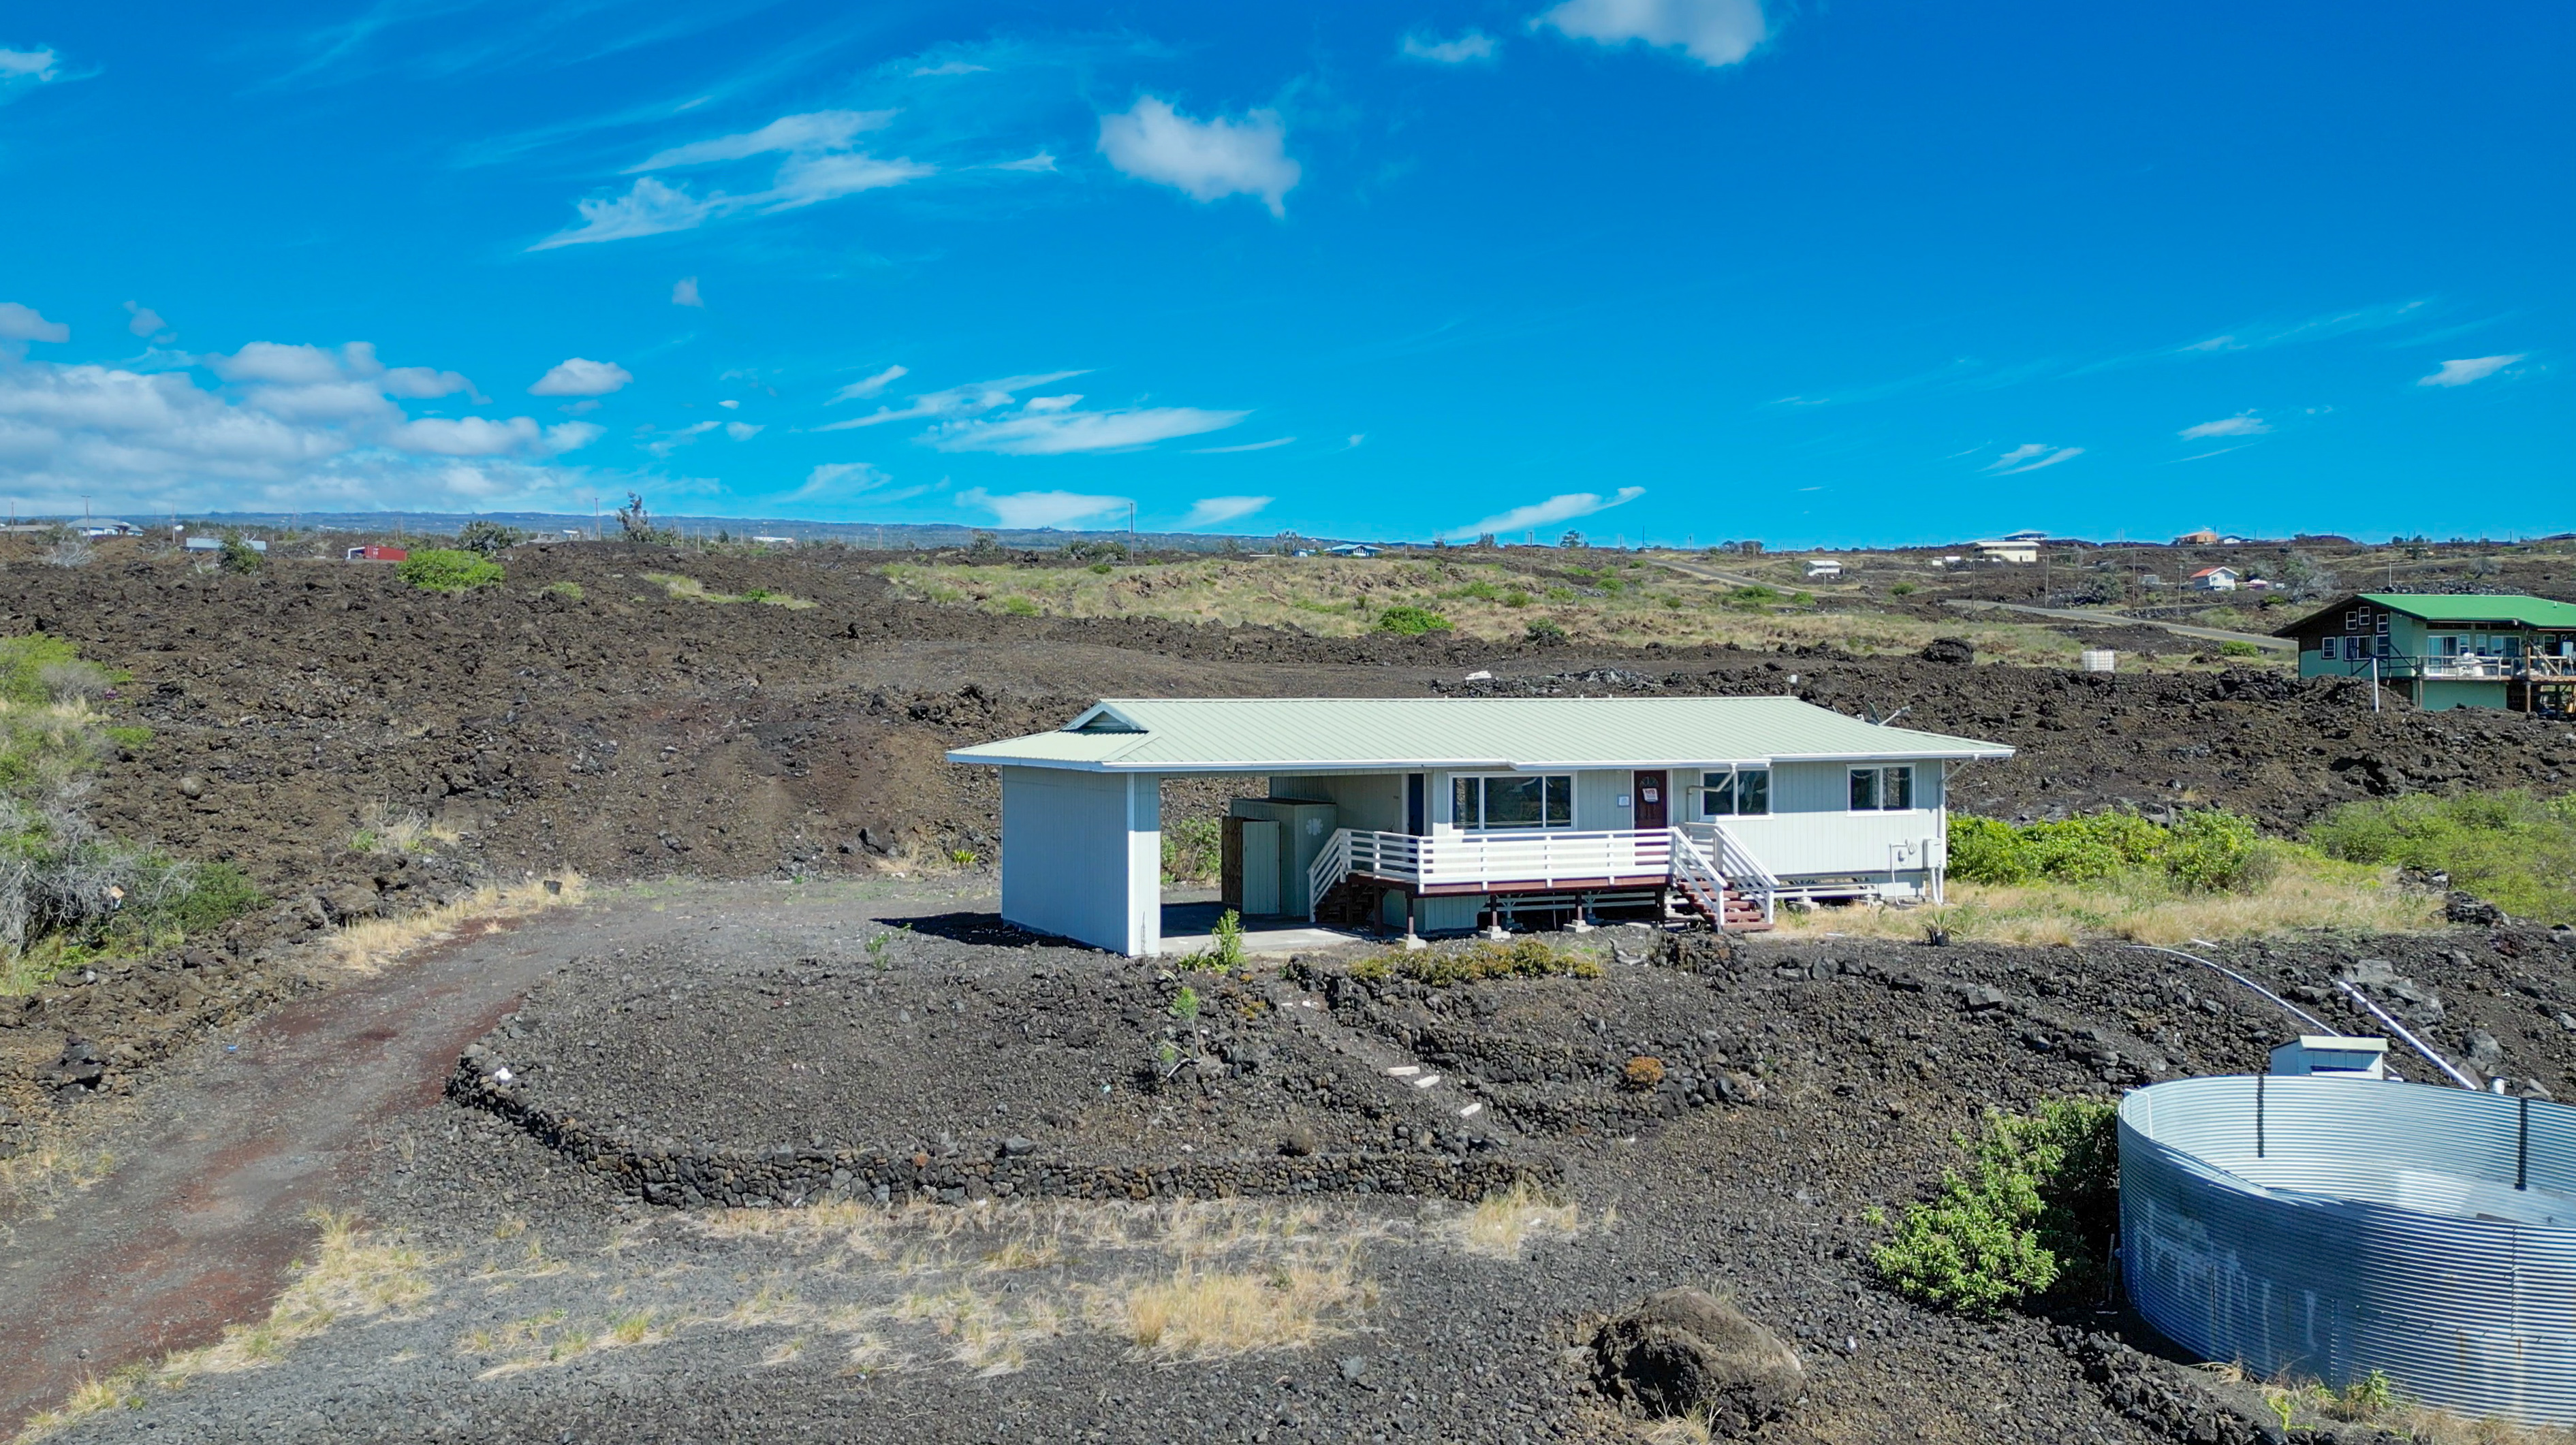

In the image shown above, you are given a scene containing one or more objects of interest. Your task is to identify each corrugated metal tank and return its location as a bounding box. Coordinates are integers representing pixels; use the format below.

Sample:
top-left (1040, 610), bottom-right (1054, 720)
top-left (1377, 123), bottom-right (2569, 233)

top-left (2120, 1075), bottom-right (2576, 1427)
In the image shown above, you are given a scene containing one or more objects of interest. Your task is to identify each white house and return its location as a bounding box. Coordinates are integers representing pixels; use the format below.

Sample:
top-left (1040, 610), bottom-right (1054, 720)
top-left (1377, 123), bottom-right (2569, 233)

top-left (947, 697), bottom-right (2014, 957)
top-left (2188, 566), bottom-right (2240, 592)
top-left (1975, 540), bottom-right (2041, 565)
top-left (1804, 558), bottom-right (1843, 579)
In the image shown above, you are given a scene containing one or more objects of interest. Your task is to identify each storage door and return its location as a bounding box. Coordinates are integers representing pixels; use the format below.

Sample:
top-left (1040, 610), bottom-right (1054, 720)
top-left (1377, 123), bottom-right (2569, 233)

top-left (1239, 821), bottom-right (1282, 916)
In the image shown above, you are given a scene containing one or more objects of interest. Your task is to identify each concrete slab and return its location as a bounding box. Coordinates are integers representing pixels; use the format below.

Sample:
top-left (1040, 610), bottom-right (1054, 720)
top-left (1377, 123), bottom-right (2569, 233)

top-left (1155, 900), bottom-right (1368, 957)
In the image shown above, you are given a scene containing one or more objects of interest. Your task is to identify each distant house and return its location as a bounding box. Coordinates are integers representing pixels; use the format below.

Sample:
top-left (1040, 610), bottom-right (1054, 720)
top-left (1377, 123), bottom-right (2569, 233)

top-left (184, 536), bottom-right (267, 554)
top-left (1804, 558), bottom-right (1843, 579)
top-left (750, 535), bottom-right (796, 547)
top-left (80, 520), bottom-right (141, 537)
top-left (1998, 529), bottom-right (2049, 543)
top-left (2278, 593), bottom-right (2576, 713)
top-left (1324, 543), bottom-right (1383, 558)
top-left (345, 545), bottom-right (407, 562)
top-left (2188, 567), bottom-right (2240, 592)
top-left (1975, 540), bottom-right (2039, 565)
top-left (2173, 527), bottom-right (2221, 545)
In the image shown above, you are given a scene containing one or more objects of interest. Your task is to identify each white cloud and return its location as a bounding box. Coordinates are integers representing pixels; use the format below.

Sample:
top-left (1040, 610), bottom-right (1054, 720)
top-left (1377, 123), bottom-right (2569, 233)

top-left (124, 302), bottom-right (168, 339)
top-left (2178, 412), bottom-right (2269, 440)
top-left (630, 110), bottom-right (895, 171)
top-left (725, 421), bottom-right (761, 441)
top-left (762, 151), bottom-right (934, 210)
top-left (1180, 495), bottom-right (1272, 528)
top-left (911, 61), bottom-right (988, 78)
top-left (0, 302), bottom-right (69, 345)
top-left (718, 398), bottom-right (740, 409)
top-left (2417, 354), bottom-right (2525, 388)
top-left (1447, 486), bottom-right (1646, 539)
top-left (539, 110), bottom-right (930, 247)
top-left (1097, 97), bottom-right (1300, 217)
top-left (1024, 394), bottom-right (1081, 413)
top-left (1983, 443), bottom-right (2084, 476)
top-left (0, 46), bottom-right (67, 99)
top-left (1191, 435), bottom-right (1295, 454)
top-left (992, 151), bottom-right (1058, 172)
top-left (957, 488), bottom-right (1131, 529)
top-left (380, 366), bottom-right (473, 399)
top-left (930, 404), bottom-right (1247, 456)
top-left (0, 344), bottom-right (600, 513)
top-left (530, 177), bottom-right (717, 249)
top-left (671, 276), bottom-right (704, 308)
top-left (815, 370), bottom-right (1087, 430)
top-left (829, 364), bottom-right (908, 403)
top-left (1401, 29), bottom-right (1501, 63)
top-left (1535, 0), bottom-right (1769, 67)
top-left (530, 358), bottom-right (633, 397)
top-left (641, 419), bottom-right (720, 456)
top-left (798, 461), bottom-right (896, 497)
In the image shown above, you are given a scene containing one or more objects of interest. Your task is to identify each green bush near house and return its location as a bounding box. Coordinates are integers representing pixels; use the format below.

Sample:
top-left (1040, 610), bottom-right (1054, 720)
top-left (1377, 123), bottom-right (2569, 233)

top-left (398, 549), bottom-right (504, 592)
top-left (2308, 789), bottom-right (2576, 923)
top-left (1374, 605), bottom-right (1452, 636)
top-left (1874, 1098), bottom-right (2119, 1316)
top-left (1947, 808), bottom-right (2263, 893)
top-left (2218, 640), bottom-right (2262, 657)
top-left (1160, 816), bottom-right (1221, 884)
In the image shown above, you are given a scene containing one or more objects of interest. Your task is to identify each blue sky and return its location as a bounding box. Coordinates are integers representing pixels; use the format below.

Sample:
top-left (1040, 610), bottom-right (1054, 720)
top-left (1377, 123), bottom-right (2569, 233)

top-left (0, 1), bottom-right (2566, 545)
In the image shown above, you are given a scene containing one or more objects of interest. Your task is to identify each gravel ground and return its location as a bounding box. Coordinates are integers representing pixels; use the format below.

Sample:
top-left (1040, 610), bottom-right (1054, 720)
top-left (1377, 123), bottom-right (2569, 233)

top-left (38, 900), bottom-right (2576, 1444)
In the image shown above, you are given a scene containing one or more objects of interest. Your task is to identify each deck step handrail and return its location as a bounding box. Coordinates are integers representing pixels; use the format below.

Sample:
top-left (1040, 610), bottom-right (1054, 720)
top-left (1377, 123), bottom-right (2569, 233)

top-left (1685, 822), bottom-right (1778, 925)
top-left (1305, 827), bottom-right (1355, 923)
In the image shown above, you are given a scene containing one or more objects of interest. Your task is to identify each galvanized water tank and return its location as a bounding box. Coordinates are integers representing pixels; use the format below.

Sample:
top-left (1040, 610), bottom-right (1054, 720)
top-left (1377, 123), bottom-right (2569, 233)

top-left (2120, 1075), bottom-right (2576, 1426)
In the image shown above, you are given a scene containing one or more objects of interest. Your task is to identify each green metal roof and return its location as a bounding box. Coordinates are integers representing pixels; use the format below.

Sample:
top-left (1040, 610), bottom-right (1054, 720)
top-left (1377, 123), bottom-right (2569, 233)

top-left (945, 696), bottom-right (2015, 774)
top-left (2275, 592), bottom-right (2576, 636)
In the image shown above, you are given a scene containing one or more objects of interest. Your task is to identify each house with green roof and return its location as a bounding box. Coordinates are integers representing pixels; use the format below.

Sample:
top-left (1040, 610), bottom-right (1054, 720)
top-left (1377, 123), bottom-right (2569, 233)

top-left (947, 696), bottom-right (2013, 956)
top-left (2274, 593), bottom-right (2576, 712)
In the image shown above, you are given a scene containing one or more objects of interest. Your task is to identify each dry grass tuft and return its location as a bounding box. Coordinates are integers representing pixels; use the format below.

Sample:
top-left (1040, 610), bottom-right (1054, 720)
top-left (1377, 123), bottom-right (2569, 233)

top-left (328, 871), bottom-right (585, 973)
top-left (641, 573), bottom-right (817, 609)
top-left (351, 804), bottom-right (462, 857)
top-left (1101, 1251), bottom-right (1376, 1361)
top-left (1453, 1183), bottom-right (1584, 1261)
top-left (890, 1285), bottom-right (1063, 1376)
top-left (0, 1140), bottom-right (115, 1220)
top-left (160, 1212), bottom-right (433, 1380)
top-left (1775, 853), bottom-right (2440, 947)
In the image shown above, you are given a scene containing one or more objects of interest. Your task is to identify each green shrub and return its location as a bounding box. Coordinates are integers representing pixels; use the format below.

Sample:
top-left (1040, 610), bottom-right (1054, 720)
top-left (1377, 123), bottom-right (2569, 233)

top-left (1524, 618), bottom-right (1567, 644)
top-left (1398, 936), bottom-right (1602, 987)
top-left (2219, 640), bottom-right (2261, 658)
top-left (1374, 605), bottom-right (1452, 636)
top-left (1160, 816), bottom-right (1221, 884)
top-left (1088, 562), bottom-right (1114, 575)
top-left (0, 635), bottom-right (91, 707)
top-left (541, 580), bottom-right (584, 601)
top-left (1889, 582), bottom-right (1918, 597)
top-left (1948, 808), bottom-right (2264, 893)
top-left (2308, 789), bottom-right (2576, 923)
top-left (217, 533), bottom-right (264, 574)
top-left (398, 549), bottom-right (504, 592)
top-left (1502, 589), bottom-right (1530, 608)
top-left (454, 520), bottom-right (529, 556)
top-left (147, 861), bottom-right (266, 936)
top-left (1000, 595), bottom-right (1040, 617)
top-left (1874, 1098), bottom-right (2118, 1316)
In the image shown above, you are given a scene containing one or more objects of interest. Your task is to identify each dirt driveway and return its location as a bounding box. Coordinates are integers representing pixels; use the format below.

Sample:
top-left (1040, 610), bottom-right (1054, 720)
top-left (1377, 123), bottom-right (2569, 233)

top-left (0, 878), bottom-right (975, 1435)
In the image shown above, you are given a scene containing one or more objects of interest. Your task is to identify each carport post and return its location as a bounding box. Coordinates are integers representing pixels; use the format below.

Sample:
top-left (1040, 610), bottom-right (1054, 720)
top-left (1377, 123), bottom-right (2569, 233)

top-left (1125, 772), bottom-right (1161, 958)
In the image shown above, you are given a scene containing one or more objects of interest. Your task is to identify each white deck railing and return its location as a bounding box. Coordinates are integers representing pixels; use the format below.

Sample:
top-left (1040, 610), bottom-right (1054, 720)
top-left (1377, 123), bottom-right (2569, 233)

top-left (1308, 825), bottom-right (1778, 926)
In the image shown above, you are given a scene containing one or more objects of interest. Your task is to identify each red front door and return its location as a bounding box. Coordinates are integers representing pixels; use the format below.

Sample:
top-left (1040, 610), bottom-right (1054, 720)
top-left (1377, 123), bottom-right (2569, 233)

top-left (1633, 770), bottom-right (1669, 830)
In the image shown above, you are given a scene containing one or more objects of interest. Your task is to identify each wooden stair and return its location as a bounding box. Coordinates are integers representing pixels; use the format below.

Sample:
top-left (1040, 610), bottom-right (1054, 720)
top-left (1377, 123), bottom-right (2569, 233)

top-left (1668, 877), bottom-right (1773, 933)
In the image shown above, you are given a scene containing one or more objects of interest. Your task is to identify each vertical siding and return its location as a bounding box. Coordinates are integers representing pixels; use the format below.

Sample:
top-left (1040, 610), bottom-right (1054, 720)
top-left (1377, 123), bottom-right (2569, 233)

top-left (1770, 761), bottom-right (1849, 813)
top-left (1000, 766), bottom-right (1151, 954)
top-left (1575, 769), bottom-right (1630, 831)
top-left (1272, 773), bottom-right (1405, 831)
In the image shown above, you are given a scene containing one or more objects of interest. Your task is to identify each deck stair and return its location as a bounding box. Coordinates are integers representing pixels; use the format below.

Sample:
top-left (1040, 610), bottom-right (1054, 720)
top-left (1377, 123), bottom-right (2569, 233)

top-left (1306, 823), bottom-right (1781, 934)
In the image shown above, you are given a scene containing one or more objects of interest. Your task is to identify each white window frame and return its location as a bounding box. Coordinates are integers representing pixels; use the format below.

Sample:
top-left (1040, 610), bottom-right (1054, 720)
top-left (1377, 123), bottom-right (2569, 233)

top-left (1848, 764), bottom-right (1916, 812)
top-left (1697, 767), bottom-right (1771, 819)
top-left (1450, 772), bottom-right (1574, 831)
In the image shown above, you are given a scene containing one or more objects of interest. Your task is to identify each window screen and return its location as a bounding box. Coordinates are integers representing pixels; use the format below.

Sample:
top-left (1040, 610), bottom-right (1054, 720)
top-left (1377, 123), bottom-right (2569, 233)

top-left (1700, 769), bottom-right (1769, 817)
top-left (1849, 765), bottom-right (1915, 811)
top-left (1452, 774), bottom-right (1571, 829)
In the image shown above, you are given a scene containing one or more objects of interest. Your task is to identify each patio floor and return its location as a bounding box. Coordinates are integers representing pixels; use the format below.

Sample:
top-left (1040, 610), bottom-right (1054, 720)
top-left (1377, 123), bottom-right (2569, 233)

top-left (1156, 899), bottom-right (1368, 957)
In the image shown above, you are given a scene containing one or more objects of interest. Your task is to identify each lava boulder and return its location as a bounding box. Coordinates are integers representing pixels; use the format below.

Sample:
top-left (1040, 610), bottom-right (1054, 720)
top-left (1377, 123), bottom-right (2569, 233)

top-left (1593, 1288), bottom-right (1802, 1433)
